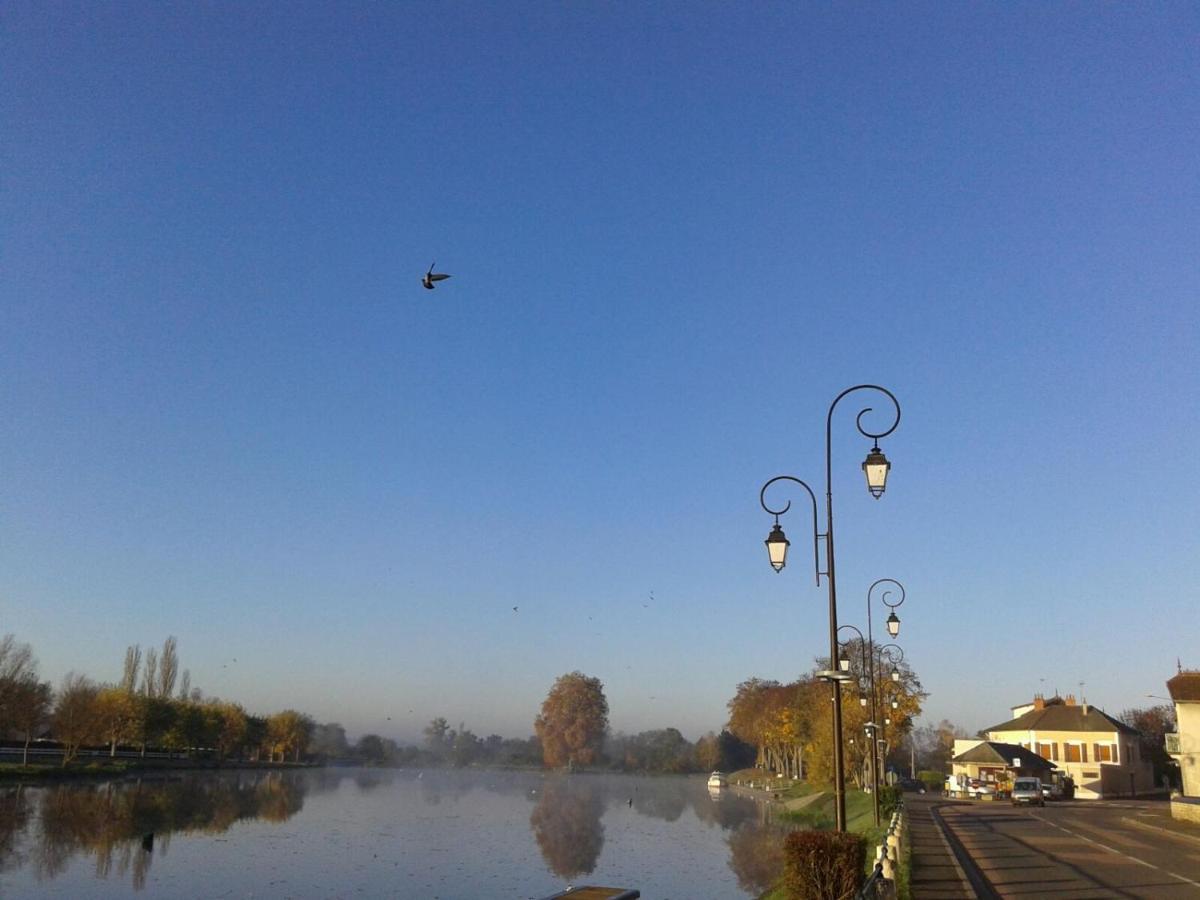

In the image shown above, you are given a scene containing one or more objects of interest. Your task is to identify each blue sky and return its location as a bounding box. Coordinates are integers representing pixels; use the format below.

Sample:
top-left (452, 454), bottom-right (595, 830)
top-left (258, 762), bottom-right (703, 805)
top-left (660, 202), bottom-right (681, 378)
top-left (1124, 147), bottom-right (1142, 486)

top-left (3, 3), bottom-right (1197, 743)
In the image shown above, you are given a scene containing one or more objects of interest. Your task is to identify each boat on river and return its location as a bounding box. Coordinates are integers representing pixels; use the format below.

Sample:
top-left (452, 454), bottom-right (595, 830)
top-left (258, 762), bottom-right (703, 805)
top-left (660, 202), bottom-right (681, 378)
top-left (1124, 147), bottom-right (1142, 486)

top-left (707, 771), bottom-right (727, 789)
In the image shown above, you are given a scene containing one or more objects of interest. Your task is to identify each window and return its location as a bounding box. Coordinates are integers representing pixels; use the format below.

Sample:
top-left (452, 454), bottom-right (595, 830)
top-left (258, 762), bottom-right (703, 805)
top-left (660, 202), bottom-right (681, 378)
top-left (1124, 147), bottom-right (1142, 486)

top-left (1093, 743), bottom-right (1113, 762)
top-left (1036, 741), bottom-right (1058, 761)
top-left (1064, 743), bottom-right (1083, 763)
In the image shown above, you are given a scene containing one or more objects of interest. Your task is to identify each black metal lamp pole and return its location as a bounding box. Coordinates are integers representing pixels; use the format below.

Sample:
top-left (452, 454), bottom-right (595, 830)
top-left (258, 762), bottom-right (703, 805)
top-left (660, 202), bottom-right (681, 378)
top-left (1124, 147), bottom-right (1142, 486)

top-left (838, 623), bottom-right (878, 825)
top-left (760, 385), bottom-right (900, 832)
top-left (878, 642), bottom-right (905, 791)
top-left (867, 579), bottom-right (905, 821)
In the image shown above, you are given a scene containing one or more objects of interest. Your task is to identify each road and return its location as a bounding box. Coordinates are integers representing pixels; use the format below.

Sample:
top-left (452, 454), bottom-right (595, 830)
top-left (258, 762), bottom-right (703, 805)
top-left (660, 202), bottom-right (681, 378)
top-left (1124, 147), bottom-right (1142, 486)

top-left (912, 795), bottom-right (1200, 898)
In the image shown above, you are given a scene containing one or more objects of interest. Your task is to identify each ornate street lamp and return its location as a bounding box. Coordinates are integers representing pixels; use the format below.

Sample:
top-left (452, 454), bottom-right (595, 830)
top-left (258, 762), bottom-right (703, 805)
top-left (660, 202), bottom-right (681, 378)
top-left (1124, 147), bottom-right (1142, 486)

top-left (759, 386), bottom-right (901, 832)
top-left (765, 523), bottom-right (790, 572)
top-left (862, 443), bottom-right (891, 499)
top-left (886, 611), bottom-right (900, 637)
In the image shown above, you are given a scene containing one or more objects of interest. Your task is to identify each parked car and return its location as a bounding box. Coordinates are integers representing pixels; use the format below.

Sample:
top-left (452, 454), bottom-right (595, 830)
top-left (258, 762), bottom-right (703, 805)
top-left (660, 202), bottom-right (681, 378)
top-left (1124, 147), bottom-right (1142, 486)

top-left (898, 778), bottom-right (926, 793)
top-left (1012, 777), bottom-right (1045, 807)
top-left (967, 779), bottom-right (997, 799)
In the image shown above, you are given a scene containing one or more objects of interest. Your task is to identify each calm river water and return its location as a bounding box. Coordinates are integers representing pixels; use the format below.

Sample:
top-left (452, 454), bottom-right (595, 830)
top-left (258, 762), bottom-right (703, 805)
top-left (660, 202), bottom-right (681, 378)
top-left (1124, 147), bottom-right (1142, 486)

top-left (0, 768), bottom-right (790, 898)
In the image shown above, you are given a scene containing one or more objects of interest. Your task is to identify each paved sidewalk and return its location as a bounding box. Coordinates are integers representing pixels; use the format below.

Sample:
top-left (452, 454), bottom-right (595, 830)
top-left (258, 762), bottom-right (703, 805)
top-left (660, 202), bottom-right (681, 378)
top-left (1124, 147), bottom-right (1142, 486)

top-left (905, 796), bottom-right (976, 898)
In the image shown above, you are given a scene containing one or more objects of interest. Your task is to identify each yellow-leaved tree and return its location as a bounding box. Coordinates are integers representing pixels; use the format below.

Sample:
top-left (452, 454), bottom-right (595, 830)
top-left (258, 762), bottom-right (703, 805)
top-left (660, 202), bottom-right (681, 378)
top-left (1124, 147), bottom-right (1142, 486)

top-left (534, 671), bottom-right (609, 768)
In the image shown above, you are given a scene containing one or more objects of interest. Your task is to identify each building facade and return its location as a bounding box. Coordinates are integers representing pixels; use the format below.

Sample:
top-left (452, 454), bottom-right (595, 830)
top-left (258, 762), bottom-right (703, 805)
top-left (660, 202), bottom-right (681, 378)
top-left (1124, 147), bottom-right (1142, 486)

top-left (984, 694), bottom-right (1152, 799)
top-left (1166, 671), bottom-right (1200, 816)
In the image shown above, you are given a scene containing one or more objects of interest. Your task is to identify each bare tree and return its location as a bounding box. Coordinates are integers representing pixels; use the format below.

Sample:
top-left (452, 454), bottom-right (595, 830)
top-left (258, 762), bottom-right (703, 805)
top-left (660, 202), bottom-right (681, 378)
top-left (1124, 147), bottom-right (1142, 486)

top-left (0, 635), bottom-right (36, 726)
top-left (0, 635), bottom-right (34, 683)
top-left (141, 648), bottom-right (158, 698)
top-left (178, 669), bottom-right (191, 701)
top-left (158, 636), bottom-right (179, 699)
top-left (12, 678), bottom-right (52, 765)
top-left (120, 645), bottom-right (142, 694)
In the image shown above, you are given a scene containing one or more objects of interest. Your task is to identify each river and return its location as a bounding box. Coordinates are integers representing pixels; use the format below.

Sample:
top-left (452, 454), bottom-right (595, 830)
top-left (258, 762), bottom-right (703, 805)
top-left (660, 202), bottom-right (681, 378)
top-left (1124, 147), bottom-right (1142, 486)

top-left (0, 768), bottom-right (791, 898)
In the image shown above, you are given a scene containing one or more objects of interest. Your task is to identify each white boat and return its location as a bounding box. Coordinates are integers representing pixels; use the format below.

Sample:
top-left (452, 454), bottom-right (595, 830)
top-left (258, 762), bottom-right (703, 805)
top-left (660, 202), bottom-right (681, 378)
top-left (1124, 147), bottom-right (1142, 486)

top-left (707, 771), bottom-right (727, 789)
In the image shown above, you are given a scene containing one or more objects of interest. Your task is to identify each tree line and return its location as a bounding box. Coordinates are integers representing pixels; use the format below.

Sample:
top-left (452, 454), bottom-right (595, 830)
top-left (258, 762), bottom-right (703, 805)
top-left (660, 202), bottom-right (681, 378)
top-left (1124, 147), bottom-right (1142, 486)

top-left (0, 634), bottom-right (313, 766)
top-left (3, 643), bottom-right (758, 775)
top-left (322, 671), bottom-right (755, 774)
top-left (725, 639), bottom-right (926, 785)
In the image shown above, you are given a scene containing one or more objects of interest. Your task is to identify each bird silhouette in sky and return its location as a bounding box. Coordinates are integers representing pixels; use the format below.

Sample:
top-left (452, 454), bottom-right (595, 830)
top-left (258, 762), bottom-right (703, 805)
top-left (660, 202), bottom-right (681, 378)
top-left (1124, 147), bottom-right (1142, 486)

top-left (422, 263), bottom-right (451, 290)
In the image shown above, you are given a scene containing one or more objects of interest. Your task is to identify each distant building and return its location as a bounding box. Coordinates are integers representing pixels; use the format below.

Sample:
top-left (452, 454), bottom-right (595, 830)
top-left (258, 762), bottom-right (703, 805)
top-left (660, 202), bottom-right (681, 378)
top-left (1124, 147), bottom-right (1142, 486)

top-left (1165, 670), bottom-right (1200, 824)
top-left (983, 694), bottom-right (1152, 799)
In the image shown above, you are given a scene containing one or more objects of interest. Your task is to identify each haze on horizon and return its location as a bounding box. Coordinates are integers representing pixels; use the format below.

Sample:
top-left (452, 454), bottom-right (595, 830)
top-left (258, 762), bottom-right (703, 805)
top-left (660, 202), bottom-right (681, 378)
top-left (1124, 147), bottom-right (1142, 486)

top-left (3, 4), bottom-right (1197, 746)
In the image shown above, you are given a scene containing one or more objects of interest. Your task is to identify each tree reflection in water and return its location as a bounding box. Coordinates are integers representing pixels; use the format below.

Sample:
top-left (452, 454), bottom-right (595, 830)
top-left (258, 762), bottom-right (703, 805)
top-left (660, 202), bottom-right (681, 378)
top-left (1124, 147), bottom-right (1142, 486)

top-left (0, 786), bottom-right (32, 874)
top-left (10, 772), bottom-right (307, 890)
top-left (726, 822), bottom-right (789, 896)
top-left (529, 777), bottom-right (605, 879)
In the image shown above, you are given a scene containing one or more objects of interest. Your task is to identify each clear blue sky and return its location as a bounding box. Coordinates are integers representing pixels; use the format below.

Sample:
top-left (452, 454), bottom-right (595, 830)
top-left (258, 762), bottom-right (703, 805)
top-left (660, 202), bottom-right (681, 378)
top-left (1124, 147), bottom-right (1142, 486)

top-left (3, 3), bottom-right (1197, 743)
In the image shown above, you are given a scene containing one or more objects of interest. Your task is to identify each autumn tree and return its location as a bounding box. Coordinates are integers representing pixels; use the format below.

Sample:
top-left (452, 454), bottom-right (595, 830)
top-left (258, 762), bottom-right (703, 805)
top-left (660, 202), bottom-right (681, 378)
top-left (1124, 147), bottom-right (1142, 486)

top-left (54, 673), bottom-right (101, 766)
top-left (267, 710), bottom-right (313, 762)
top-left (534, 671), bottom-right (609, 768)
top-left (95, 686), bottom-right (139, 756)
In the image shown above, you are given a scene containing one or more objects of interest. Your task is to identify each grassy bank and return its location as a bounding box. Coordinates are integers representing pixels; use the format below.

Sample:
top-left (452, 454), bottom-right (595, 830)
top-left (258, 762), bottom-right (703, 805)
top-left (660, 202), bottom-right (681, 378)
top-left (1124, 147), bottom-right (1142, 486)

top-left (759, 783), bottom-right (891, 900)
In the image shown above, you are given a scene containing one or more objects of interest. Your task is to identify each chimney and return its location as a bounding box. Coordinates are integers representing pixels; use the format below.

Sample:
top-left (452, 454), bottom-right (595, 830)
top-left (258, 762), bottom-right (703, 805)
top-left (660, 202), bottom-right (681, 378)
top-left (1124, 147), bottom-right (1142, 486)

top-left (1082, 702), bottom-right (1089, 715)
top-left (1033, 694), bottom-right (1045, 710)
top-left (1065, 694), bottom-right (1076, 706)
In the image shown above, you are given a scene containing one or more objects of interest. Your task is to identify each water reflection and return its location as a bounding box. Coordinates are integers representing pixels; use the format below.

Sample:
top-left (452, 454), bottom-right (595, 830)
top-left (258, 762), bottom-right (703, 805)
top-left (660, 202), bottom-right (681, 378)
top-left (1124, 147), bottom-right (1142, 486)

top-left (727, 822), bottom-right (788, 896)
top-left (1, 772), bottom-right (304, 890)
top-left (530, 777), bottom-right (605, 878)
top-left (0, 770), bottom-right (787, 896)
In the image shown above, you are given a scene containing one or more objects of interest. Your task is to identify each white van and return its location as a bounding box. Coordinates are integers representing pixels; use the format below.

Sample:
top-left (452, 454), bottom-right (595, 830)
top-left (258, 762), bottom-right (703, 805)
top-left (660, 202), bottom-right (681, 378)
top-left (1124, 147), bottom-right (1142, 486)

top-left (1011, 777), bottom-right (1044, 807)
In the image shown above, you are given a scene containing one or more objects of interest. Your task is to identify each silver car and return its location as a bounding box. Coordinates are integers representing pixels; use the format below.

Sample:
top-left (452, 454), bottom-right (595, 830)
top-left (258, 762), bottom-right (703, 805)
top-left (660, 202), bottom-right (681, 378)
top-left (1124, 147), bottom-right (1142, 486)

top-left (1011, 777), bottom-right (1045, 807)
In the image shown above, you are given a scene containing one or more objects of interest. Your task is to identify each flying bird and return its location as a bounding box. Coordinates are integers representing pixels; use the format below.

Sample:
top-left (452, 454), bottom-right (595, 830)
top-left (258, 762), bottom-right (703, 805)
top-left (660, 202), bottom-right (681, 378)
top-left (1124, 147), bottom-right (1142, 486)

top-left (422, 263), bottom-right (451, 290)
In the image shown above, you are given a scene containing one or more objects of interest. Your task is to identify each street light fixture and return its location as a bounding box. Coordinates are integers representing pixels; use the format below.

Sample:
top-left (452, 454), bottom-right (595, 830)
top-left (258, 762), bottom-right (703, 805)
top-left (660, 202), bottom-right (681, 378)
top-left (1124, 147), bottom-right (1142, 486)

top-left (862, 443), bottom-right (891, 499)
top-left (759, 386), bottom-right (902, 833)
top-left (765, 523), bottom-right (790, 572)
top-left (886, 611), bottom-right (901, 637)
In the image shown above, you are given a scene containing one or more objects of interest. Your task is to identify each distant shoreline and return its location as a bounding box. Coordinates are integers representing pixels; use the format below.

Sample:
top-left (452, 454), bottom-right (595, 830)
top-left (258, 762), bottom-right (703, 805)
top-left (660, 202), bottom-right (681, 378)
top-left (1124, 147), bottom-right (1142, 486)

top-left (0, 758), bottom-right (316, 781)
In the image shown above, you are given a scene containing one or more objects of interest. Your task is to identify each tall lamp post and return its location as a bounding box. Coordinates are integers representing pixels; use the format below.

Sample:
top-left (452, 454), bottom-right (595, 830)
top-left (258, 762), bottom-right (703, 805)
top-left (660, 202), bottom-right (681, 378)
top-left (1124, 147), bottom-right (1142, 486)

top-left (878, 642), bottom-right (905, 788)
top-left (837, 623), bottom-right (881, 825)
top-left (759, 385), bottom-right (901, 831)
top-left (867, 579), bottom-right (905, 814)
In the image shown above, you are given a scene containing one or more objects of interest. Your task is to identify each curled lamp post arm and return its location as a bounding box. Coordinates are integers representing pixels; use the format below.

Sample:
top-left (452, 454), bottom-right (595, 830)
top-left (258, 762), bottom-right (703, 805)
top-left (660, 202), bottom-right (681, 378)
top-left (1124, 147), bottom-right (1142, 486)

top-left (879, 643), bottom-right (905, 666)
top-left (825, 385), bottom-right (901, 497)
top-left (837, 624), bottom-right (868, 673)
top-left (759, 475), bottom-right (822, 585)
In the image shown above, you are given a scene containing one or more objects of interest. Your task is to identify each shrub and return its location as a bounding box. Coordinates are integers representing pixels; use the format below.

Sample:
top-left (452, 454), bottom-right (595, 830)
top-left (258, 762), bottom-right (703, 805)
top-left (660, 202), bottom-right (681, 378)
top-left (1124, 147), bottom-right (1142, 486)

top-left (878, 785), bottom-right (902, 816)
top-left (780, 829), bottom-right (866, 900)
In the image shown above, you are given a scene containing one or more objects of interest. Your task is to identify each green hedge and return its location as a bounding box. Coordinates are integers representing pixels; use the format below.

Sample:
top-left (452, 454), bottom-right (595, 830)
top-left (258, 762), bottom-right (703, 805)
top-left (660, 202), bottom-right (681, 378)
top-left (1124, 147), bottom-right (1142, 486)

top-left (780, 829), bottom-right (866, 900)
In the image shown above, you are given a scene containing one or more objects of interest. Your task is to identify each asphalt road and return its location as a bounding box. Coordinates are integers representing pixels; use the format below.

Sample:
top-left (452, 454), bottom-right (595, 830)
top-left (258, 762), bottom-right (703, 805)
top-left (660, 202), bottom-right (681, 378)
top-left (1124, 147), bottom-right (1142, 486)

top-left (927, 797), bottom-right (1200, 898)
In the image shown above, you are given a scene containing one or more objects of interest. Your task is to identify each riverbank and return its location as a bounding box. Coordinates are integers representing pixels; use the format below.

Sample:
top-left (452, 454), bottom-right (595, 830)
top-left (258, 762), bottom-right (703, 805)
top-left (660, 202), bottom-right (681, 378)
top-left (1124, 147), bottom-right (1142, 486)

top-left (0, 758), bottom-right (315, 781)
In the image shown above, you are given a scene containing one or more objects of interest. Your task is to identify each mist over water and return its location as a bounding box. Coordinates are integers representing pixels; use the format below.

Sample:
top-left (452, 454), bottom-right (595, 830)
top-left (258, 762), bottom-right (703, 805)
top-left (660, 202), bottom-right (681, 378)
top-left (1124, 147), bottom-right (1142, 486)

top-left (0, 769), bottom-right (790, 898)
